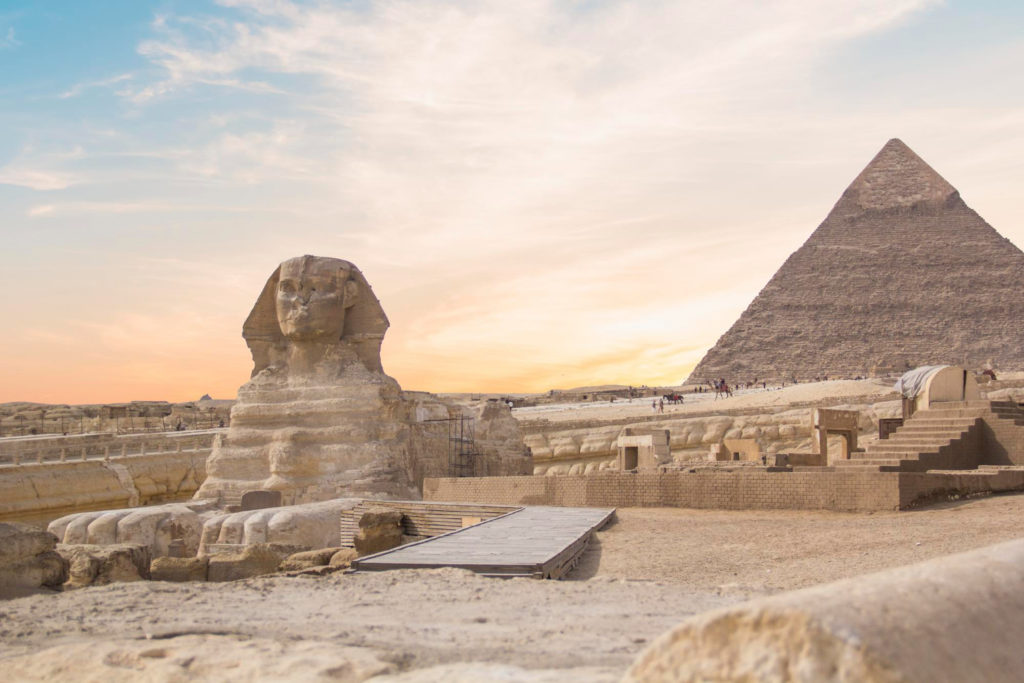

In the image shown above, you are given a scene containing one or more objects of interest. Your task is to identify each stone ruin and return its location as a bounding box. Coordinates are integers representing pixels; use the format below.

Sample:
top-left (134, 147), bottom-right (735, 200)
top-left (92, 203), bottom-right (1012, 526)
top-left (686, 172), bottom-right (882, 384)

top-left (43, 255), bottom-right (532, 572)
top-left (689, 138), bottom-right (1024, 384)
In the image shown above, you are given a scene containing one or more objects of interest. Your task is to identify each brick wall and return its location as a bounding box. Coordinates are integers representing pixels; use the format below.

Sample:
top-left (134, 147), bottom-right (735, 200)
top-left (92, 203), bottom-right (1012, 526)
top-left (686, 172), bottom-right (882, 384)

top-left (425, 470), bottom-right (903, 512)
top-left (426, 468), bottom-right (1024, 512)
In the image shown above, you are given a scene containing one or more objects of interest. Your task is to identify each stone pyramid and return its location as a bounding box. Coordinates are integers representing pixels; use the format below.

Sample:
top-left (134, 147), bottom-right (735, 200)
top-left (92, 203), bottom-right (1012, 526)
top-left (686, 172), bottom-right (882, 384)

top-left (688, 138), bottom-right (1024, 384)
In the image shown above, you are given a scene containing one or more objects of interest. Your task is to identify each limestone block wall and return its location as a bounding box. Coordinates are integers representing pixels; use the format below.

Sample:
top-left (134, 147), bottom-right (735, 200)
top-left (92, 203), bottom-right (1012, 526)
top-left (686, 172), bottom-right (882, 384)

top-left (426, 467), bottom-right (1024, 512)
top-left (425, 471), bottom-right (904, 512)
top-left (897, 469), bottom-right (1024, 508)
top-left (523, 401), bottom-right (900, 474)
top-left (0, 451), bottom-right (208, 526)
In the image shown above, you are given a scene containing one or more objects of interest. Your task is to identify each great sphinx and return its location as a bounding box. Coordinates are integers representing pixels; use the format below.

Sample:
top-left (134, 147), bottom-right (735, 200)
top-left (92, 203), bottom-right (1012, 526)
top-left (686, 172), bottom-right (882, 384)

top-left (196, 255), bottom-right (420, 504)
top-left (48, 255), bottom-right (531, 557)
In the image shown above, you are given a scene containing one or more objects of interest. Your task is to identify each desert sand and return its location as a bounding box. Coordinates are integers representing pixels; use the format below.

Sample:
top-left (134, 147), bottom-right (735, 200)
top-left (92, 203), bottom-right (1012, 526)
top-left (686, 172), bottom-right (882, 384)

top-left (4, 493), bottom-right (1024, 681)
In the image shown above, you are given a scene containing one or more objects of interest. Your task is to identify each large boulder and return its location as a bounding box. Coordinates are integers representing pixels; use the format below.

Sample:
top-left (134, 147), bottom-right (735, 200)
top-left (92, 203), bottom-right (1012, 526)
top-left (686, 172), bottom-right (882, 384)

top-left (206, 544), bottom-right (290, 582)
top-left (625, 538), bottom-right (1024, 682)
top-left (58, 543), bottom-right (151, 590)
top-left (0, 522), bottom-right (67, 598)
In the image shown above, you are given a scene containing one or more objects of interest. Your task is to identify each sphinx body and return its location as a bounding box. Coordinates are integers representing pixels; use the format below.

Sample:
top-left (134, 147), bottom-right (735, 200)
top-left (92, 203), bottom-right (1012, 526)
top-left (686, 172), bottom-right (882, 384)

top-left (49, 255), bottom-right (531, 558)
top-left (196, 256), bottom-right (429, 505)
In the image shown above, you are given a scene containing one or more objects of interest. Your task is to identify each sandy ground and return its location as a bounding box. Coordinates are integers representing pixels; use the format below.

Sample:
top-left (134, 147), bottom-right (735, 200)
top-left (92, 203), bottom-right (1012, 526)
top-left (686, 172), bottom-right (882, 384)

top-left (514, 378), bottom-right (898, 423)
top-left (4, 493), bottom-right (1024, 681)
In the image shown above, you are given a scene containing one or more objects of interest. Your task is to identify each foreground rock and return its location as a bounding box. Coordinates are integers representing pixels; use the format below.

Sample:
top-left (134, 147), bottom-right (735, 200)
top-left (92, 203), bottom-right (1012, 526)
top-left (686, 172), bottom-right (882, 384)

top-left (58, 544), bottom-right (151, 590)
top-left (626, 538), bottom-right (1024, 682)
top-left (0, 523), bottom-right (67, 598)
top-left (279, 547), bottom-right (344, 571)
top-left (206, 544), bottom-right (292, 582)
top-left (150, 556), bottom-right (209, 582)
top-left (354, 507), bottom-right (404, 556)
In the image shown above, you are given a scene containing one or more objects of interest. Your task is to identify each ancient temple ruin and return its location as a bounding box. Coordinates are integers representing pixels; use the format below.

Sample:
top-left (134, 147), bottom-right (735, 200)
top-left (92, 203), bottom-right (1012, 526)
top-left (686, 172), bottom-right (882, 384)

top-left (688, 139), bottom-right (1024, 384)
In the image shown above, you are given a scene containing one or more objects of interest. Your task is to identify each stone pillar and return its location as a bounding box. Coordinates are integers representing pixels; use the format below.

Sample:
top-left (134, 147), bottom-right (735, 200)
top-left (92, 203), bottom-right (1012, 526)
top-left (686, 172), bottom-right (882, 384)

top-left (121, 444), bottom-right (127, 459)
top-left (80, 447), bottom-right (87, 462)
top-left (59, 448), bottom-right (66, 462)
top-left (36, 450), bottom-right (43, 464)
top-left (104, 445), bottom-right (111, 462)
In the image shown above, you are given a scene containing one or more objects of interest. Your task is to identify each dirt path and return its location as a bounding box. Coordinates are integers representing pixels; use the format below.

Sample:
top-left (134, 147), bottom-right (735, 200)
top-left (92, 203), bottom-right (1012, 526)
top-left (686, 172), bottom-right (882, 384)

top-left (581, 493), bottom-right (1024, 595)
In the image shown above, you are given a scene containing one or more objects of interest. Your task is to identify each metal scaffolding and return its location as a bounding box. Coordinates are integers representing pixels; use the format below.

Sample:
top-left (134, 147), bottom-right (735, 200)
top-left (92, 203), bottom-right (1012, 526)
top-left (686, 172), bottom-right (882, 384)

top-left (422, 415), bottom-right (479, 478)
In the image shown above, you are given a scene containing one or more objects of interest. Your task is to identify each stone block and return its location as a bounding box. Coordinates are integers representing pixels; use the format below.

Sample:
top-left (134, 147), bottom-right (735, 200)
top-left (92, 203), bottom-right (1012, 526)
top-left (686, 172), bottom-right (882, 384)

top-left (58, 544), bottom-right (151, 590)
top-left (206, 543), bottom-right (288, 582)
top-left (0, 524), bottom-right (68, 599)
top-left (329, 548), bottom-right (358, 568)
top-left (150, 556), bottom-right (209, 582)
top-left (279, 547), bottom-right (342, 571)
top-left (354, 508), bottom-right (404, 556)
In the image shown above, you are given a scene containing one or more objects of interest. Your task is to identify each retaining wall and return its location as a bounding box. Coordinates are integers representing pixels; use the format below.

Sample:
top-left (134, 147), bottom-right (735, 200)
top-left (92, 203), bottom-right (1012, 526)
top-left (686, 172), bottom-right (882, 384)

top-left (425, 467), bottom-right (1024, 512)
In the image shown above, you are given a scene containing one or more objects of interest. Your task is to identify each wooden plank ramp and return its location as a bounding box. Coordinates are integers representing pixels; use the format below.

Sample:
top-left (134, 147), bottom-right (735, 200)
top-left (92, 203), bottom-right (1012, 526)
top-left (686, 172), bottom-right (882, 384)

top-left (339, 500), bottom-right (521, 547)
top-left (350, 506), bottom-right (615, 580)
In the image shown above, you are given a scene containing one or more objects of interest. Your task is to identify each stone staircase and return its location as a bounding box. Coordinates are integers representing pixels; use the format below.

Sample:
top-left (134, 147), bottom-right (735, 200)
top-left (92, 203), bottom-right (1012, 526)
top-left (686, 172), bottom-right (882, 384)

top-left (835, 401), bottom-right (998, 472)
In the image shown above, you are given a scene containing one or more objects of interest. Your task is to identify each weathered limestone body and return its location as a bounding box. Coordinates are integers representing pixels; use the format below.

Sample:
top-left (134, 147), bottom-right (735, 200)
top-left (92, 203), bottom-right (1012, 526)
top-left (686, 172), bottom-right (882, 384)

top-left (197, 255), bottom-right (531, 505)
top-left (197, 256), bottom-right (421, 504)
top-left (626, 539), bottom-right (1024, 682)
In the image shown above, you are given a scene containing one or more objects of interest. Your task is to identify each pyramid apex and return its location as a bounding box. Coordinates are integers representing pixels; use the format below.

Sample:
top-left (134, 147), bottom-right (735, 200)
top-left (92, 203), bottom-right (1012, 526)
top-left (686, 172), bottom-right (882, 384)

top-left (841, 138), bottom-right (957, 211)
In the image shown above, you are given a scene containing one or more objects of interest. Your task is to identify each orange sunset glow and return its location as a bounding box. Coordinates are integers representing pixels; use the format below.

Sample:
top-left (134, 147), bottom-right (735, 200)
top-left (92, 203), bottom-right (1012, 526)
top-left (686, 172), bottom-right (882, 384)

top-left (3, 1), bottom-right (1024, 404)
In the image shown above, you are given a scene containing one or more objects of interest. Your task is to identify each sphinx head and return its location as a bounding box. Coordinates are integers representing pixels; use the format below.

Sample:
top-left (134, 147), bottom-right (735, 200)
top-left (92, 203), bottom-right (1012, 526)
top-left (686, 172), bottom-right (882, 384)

top-left (242, 255), bottom-right (389, 375)
top-left (275, 256), bottom-right (359, 342)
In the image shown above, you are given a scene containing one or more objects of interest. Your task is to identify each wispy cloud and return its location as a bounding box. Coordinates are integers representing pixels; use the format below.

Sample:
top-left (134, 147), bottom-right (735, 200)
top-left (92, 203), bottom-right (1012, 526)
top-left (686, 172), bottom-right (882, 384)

top-left (110, 0), bottom-right (942, 390)
top-left (0, 27), bottom-right (18, 50)
top-left (59, 73), bottom-right (134, 99)
top-left (0, 147), bottom-right (84, 191)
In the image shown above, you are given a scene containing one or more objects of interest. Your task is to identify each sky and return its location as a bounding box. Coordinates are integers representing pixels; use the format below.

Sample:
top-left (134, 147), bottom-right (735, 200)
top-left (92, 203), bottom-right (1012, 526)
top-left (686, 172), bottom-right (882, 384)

top-left (1, 0), bottom-right (1023, 404)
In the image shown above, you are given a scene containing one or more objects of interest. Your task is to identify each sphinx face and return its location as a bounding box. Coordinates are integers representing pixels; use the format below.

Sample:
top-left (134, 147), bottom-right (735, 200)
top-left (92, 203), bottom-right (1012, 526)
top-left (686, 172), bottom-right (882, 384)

top-left (275, 256), bottom-right (356, 342)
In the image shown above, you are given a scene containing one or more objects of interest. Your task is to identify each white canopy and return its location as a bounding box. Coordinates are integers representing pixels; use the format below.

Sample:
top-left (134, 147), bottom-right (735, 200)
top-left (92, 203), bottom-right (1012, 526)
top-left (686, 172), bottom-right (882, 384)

top-left (893, 365), bottom-right (948, 399)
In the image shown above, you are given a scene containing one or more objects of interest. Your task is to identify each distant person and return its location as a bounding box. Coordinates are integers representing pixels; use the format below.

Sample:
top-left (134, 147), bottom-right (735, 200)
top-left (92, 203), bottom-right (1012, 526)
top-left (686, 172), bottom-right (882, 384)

top-left (659, 399), bottom-right (665, 413)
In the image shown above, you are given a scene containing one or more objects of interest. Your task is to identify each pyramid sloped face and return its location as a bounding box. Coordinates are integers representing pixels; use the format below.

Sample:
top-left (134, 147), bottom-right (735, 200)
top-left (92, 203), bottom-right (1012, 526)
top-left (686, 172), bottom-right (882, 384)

top-left (688, 139), bottom-right (1024, 384)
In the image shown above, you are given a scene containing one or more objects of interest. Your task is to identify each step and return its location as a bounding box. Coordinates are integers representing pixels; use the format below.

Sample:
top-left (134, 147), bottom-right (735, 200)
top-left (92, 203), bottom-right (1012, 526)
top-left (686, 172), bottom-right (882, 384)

top-left (833, 462), bottom-right (904, 472)
top-left (857, 452), bottom-right (927, 460)
top-left (870, 441), bottom-right (952, 451)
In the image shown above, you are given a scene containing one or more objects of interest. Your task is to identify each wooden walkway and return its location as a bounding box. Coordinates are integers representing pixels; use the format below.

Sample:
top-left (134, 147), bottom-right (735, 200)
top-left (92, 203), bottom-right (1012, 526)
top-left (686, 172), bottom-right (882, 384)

top-left (339, 501), bottom-right (520, 547)
top-left (350, 506), bottom-right (615, 579)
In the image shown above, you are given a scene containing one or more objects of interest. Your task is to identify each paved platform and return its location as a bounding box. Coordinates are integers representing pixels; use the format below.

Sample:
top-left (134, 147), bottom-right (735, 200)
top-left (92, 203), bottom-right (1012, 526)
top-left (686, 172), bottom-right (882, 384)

top-left (350, 505), bottom-right (615, 579)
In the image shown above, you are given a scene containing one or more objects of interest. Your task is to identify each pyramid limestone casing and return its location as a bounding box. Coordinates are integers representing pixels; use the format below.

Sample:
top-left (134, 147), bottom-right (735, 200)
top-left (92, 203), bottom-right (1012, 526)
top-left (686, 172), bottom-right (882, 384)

top-left (688, 139), bottom-right (1024, 383)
